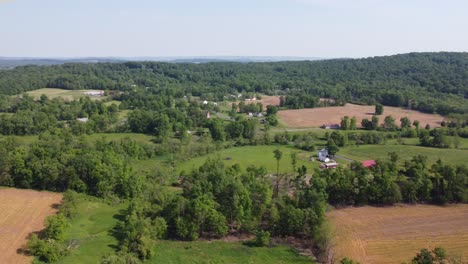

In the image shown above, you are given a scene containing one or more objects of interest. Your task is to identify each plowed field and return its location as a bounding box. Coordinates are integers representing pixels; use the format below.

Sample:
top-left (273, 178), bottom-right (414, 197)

top-left (327, 205), bottom-right (468, 264)
top-left (0, 188), bottom-right (62, 264)
top-left (278, 103), bottom-right (444, 128)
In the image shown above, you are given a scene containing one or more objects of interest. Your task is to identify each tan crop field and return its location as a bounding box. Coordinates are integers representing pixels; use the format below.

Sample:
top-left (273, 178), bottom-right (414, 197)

top-left (278, 103), bottom-right (445, 128)
top-left (327, 205), bottom-right (468, 264)
top-left (245, 95), bottom-right (281, 110)
top-left (0, 188), bottom-right (62, 264)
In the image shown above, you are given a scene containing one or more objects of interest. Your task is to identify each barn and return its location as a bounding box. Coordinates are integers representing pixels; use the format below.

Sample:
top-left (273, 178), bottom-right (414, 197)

top-left (361, 160), bottom-right (377, 168)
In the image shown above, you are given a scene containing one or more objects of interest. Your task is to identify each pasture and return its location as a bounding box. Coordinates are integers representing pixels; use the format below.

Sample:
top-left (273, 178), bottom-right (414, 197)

top-left (151, 240), bottom-right (312, 264)
top-left (51, 193), bottom-right (313, 264)
top-left (338, 144), bottom-right (468, 166)
top-left (23, 88), bottom-right (106, 101)
top-left (278, 103), bottom-right (445, 128)
top-left (0, 188), bottom-right (62, 264)
top-left (53, 195), bottom-right (126, 264)
top-left (327, 204), bottom-right (468, 264)
top-left (175, 145), bottom-right (319, 174)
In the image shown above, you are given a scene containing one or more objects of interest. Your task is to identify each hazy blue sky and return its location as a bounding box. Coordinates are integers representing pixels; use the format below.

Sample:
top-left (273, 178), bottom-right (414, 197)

top-left (1, 0), bottom-right (467, 58)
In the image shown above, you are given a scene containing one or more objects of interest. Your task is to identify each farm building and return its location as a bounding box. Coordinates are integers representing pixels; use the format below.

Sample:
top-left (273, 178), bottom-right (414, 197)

top-left (361, 160), bottom-right (377, 168)
top-left (76, 117), bottom-right (89, 123)
top-left (318, 148), bottom-right (330, 162)
top-left (320, 124), bottom-right (341, 129)
top-left (321, 162), bottom-right (339, 169)
top-left (84, 91), bottom-right (104, 96)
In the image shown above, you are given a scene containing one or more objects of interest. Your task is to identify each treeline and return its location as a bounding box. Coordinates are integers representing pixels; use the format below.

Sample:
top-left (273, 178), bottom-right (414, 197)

top-left (0, 133), bottom-right (154, 198)
top-left (321, 155), bottom-right (467, 206)
top-left (0, 52), bottom-right (467, 114)
top-left (0, 95), bottom-right (119, 135)
top-left (104, 157), bottom-right (328, 261)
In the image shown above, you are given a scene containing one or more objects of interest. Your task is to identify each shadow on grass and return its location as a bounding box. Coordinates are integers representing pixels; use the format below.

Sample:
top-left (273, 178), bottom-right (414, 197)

top-left (107, 209), bottom-right (127, 251)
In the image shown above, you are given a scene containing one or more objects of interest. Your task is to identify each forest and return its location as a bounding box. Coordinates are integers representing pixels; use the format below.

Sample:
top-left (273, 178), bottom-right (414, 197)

top-left (0, 52), bottom-right (467, 115)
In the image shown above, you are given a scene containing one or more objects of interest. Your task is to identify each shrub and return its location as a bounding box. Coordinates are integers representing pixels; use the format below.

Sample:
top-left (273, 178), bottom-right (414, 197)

top-left (254, 230), bottom-right (271, 247)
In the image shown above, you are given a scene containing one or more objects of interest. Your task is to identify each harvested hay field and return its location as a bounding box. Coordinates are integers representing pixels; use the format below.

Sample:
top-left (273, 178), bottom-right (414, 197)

top-left (0, 188), bottom-right (62, 264)
top-left (278, 103), bottom-right (444, 128)
top-left (245, 95), bottom-right (280, 110)
top-left (327, 205), bottom-right (468, 264)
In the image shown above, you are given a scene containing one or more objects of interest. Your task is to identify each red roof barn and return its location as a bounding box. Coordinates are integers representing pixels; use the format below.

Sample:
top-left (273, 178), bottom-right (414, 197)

top-left (361, 160), bottom-right (377, 168)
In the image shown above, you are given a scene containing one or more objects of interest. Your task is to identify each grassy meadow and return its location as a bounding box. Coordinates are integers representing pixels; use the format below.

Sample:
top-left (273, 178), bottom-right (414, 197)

top-left (22, 88), bottom-right (108, 101)
top-left (339, 142), bottom-right (468, 166)
top-left (37, 194), bottom-right (313, 264)
top-left (175, 145), bottom-right (320, 175)
top-left (45, 195), bottom-right (126, 264)
top-left (151, 240), bottom-right (312, 264)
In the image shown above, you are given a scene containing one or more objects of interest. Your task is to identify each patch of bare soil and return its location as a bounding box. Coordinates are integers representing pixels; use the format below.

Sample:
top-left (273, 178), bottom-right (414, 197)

top-left (0, 188), bottom-right (62, 264)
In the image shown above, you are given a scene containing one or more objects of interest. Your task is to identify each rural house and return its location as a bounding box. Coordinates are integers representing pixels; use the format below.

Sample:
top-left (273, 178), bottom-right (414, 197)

top-left (318, 148), bottom-right (330, 162)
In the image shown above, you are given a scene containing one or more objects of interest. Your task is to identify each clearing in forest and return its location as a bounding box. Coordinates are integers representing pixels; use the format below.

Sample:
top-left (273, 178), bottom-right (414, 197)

top-left (278, 103), bottom-right (445, 128)
top-left (22, 88), bottom-right (106, 101)
top-left (0, 188), bottom-right (62, 264)
top-left (327, 204), bottom-right (468, 264)
top-left (245, 95), bottom-right (281, 110)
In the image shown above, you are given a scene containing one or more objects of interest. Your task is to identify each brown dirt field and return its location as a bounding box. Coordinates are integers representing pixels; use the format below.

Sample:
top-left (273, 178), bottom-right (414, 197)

top-left (327, 204), bottom-right (468, 264)
top-left (278, 103), bottom-right (445, 128)
top-left (245, 96), bottom-right (281, 110)
top-left (0, 188), bottom-right (62, 264)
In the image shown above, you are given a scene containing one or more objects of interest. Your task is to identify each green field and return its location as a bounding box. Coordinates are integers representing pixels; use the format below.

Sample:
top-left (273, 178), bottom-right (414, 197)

top-left (23, 88), bottom-right (108, 101)
top-left (175, 145), bottom-right (320, 175)
top-left (51, 196), bottom-right (126, 264)
top-left (46, 194), bottom-right (312, 264)
top-left (151, 241), bottom-right (312, 264)
top-left (84, 133), bottom-right (155, 145)
top-left (339, 144), bottom-right (468, 165)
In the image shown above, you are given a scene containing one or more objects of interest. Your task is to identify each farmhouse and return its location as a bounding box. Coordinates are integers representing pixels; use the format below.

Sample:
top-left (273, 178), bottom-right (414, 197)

top-left (84, 90), bottom-right (104, 96)
top-left (361, 160), bottom-right (377, 168)
top-left (318, 148), bottom-right (330, 162)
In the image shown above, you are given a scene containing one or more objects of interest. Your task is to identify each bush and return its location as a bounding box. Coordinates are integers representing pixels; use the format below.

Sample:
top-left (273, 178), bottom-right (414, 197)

top-left (44, 214), bottom-right (67, 241)
top-left (254, 230), bottom-right (271, 247)
top-left (27, 234), bottom-right (65, 263)
top-left (60, 190), bottom-right (78, 218)
top-left (151, 217), bottom-right (167, 239)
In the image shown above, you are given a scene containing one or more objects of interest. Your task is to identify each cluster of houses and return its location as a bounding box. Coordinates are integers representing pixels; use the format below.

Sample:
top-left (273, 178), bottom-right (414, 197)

top-left (247, 112), bottom-right (263, 117)
top-left (317, 148), bottom-right (376, 170)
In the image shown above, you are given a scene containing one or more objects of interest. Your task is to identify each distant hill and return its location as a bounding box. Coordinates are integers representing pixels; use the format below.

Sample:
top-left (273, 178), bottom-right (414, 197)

top-left (0, 56), bottom-right (323, 68)
top-left (0, 52), bottom-right (466, 115)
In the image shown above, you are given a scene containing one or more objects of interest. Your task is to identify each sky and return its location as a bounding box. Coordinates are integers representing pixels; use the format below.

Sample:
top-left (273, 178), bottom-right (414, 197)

top-left (1, 0), bottom-right (467, 58)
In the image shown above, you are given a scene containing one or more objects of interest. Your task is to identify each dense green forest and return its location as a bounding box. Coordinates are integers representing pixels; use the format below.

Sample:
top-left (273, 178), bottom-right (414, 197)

top-left (1, 52), bottom-right (467, 115)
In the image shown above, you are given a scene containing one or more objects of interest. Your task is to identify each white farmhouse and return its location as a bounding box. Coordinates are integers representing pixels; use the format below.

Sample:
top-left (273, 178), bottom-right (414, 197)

top-left (318, 148), bottom-right (330, 162)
